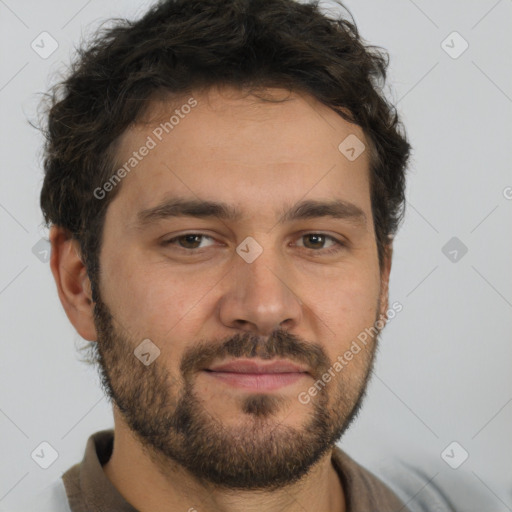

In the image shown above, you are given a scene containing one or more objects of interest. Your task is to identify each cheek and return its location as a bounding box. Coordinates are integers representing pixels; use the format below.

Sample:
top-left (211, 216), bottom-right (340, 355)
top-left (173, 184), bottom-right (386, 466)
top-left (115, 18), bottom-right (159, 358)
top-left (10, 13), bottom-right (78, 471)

top-left (104, 253), bottom-right (219, 341)
top-left (311, 265), bottom-right (380, 346)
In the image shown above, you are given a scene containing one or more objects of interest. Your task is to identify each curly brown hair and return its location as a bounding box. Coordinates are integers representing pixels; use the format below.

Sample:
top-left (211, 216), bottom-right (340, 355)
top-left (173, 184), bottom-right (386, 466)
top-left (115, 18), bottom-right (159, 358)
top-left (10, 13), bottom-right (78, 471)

top-left (39, 0), bottom-right (411, 303)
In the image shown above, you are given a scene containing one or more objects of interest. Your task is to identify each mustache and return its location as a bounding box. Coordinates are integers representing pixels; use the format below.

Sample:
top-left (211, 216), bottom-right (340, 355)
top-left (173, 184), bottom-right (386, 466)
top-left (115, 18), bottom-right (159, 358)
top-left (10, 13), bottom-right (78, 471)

top-left (180, 329), bottom-right (331, 381)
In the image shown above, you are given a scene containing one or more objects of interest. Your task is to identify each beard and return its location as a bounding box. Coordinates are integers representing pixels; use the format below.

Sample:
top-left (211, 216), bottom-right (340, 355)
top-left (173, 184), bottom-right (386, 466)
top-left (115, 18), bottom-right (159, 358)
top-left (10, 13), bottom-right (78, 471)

top-left (90, 288), bottom-right (381, 491)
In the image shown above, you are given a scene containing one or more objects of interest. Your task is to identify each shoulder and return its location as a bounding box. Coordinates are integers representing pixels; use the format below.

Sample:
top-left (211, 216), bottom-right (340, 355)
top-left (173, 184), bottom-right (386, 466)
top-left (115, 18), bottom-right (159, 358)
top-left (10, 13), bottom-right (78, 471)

top-left (371, 457), bottom-right (499, 512)
top-left (332, 446), bottom-right (413, 511)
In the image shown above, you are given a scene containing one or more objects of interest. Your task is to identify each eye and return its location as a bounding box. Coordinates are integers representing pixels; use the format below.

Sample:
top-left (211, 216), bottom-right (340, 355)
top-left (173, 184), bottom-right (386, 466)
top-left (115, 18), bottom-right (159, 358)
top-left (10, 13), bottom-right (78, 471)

top-left (162, 233), bottom-right (216, 251)
top-left (295, 233), bottom-right (345, 255)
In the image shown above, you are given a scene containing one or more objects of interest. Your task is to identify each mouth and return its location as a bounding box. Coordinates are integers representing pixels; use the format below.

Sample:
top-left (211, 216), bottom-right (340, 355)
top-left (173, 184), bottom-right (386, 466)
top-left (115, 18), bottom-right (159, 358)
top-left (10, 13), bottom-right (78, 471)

top-left (202, 359), bottom-right (310, 391)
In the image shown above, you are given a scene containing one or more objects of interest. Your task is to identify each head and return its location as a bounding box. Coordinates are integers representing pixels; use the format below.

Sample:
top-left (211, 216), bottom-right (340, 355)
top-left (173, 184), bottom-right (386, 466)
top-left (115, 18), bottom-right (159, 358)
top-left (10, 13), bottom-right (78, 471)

top-left (41, 0), bottom-right (410, 491)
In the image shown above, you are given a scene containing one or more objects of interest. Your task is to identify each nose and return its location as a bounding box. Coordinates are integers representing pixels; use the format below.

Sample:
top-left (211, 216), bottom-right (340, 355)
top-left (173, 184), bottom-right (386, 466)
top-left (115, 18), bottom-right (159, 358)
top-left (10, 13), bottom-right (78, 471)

top-left (218, 243), bottom-right (303, 336)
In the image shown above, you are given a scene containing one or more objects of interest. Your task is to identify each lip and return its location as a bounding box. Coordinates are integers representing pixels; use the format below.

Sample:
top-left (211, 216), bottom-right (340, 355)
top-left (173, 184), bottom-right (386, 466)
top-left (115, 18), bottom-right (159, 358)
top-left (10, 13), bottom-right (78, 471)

top-left (204, 371), bottom-right (307, 391)
top-left (206, 359), bottom-right (309, 374)
top-left (203, 359), bottom-right (310, 391)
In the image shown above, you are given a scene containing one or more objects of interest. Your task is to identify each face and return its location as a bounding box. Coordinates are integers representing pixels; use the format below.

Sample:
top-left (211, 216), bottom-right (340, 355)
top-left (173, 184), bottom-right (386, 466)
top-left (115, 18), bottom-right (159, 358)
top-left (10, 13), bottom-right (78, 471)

top-left (90, 85), bottom-right (390, 490)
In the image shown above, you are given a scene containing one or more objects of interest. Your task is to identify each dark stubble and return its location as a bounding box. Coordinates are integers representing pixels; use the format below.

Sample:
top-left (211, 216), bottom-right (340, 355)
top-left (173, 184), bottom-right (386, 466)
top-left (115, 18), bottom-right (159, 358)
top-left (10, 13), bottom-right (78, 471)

top-left (90, 289), bottom-right (380, 491)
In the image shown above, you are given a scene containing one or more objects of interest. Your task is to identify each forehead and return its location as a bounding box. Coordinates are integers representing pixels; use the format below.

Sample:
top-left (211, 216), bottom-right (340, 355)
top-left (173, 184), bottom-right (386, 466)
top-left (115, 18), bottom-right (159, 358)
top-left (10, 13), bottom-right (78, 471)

top-left (107, 86), bottom-right (372, 225)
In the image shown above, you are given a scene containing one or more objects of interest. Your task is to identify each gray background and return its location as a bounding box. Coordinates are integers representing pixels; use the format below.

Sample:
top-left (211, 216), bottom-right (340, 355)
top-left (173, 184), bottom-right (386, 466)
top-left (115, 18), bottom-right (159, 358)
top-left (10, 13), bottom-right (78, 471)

top-left (0, 0), bottom-right (511, 510)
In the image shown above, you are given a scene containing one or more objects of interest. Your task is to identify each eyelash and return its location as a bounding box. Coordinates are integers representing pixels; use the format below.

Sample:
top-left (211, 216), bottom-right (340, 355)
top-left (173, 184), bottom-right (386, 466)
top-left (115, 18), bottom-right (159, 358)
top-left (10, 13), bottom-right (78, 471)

top-left (161, 232), bottom-right (346, 256)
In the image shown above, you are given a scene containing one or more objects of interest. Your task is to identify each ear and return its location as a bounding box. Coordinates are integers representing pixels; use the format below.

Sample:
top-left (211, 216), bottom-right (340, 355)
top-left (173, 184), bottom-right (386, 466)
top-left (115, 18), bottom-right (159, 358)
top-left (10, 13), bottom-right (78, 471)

top-left (49, 226), bottom-right (98, 341)
top-left (378, 242), bottom-right (393, 321)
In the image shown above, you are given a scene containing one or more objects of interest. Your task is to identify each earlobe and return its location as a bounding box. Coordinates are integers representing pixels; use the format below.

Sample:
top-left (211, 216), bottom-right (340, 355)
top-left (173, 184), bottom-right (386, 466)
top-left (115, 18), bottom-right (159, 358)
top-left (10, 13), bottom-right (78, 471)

top-left (49, 226), bottom-right (98, 341)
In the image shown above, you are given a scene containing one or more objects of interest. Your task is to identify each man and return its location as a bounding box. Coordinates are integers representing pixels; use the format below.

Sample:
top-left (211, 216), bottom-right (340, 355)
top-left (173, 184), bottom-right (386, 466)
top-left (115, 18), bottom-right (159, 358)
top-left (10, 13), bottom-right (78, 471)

top-left (17, 0), bottom-right (445, 510)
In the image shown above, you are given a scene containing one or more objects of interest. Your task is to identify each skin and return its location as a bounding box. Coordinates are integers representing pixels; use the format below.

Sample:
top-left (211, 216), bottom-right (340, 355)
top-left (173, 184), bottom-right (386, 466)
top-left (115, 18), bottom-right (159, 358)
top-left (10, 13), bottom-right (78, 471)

top-left (49, 85), bottom-right (392, 512)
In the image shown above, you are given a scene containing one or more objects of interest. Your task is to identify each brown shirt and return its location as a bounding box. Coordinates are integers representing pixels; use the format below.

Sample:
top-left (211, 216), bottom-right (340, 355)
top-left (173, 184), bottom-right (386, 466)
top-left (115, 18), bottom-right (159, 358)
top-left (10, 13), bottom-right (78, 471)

top-left (61, 429), bottom-right (411, 512)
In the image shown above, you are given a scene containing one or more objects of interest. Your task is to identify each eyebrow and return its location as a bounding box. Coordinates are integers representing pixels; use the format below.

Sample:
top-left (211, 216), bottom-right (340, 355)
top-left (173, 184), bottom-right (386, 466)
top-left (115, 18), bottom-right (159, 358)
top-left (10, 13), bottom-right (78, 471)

top-left (134, 197), bottom-right (367, 229)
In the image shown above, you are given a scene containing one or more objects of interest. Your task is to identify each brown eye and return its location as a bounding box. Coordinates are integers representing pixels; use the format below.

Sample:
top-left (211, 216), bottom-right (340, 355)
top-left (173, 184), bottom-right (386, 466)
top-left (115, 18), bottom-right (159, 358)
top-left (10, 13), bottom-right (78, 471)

top-left (162, 233), bottom-right (215, 250)
top-left (302, 234), bottom-right (328, 249)
top-left (176, 234), bottom-right (203, 249)
top-left (296, 233), bottom-right (345, 256)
